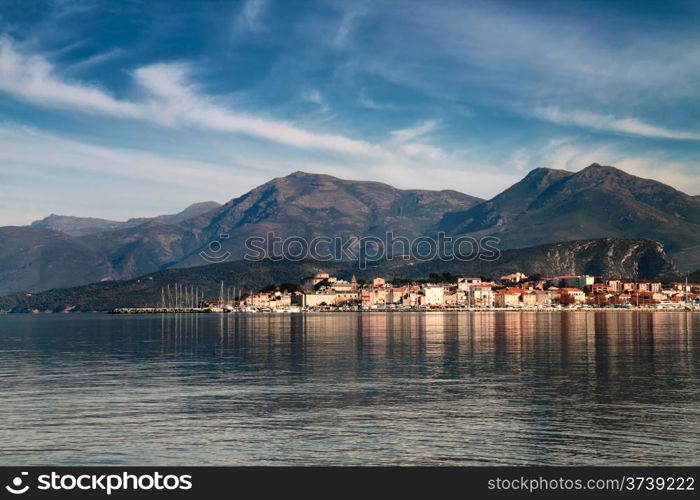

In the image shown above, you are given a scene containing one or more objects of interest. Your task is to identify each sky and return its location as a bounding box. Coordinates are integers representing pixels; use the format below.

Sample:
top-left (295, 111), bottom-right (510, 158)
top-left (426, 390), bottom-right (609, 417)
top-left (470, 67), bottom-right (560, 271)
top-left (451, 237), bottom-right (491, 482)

top-left (0, 0), bottom-right (699, 225)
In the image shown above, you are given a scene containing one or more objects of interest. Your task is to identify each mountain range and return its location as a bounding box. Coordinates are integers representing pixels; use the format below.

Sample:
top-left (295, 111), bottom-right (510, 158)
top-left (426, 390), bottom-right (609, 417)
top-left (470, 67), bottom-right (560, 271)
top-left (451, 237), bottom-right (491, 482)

top-left (0, 163), bottom-right (698, 296)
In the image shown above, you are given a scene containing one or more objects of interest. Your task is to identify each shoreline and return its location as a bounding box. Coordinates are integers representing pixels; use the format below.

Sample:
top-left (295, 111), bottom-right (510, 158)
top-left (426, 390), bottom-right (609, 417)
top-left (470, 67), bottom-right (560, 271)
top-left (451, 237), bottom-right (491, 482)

top-left (106, 306), bottom-right (699, 314)
top-left (3, 306), bottom-right (697, 315)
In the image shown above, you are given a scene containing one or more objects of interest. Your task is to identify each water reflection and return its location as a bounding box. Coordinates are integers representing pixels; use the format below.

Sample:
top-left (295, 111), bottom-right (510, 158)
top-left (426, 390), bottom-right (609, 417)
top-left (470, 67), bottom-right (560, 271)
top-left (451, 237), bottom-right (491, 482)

top-left (0, 311), bottom-right (698, 465)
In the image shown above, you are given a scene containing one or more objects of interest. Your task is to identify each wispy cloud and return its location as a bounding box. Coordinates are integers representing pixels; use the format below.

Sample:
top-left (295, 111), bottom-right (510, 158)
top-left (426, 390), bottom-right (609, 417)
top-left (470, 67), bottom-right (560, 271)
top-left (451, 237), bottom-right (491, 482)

top-left (333, 1), bottom-right (368, 47)
top-left (0, 37), bottom-right (384, 157)
top-left (66, 47), bottom-right (125, 73)
top-left (0, 36), bottom-right (481, 166)
top-left (233, 0), bottom-right (269, 33)
top-left (357, 89), bottom-right (381, 110)
top-left (300, 88), bottom-right (330, 112)
top-left (0, 123), bottom-right (244, 190)
top-left (338, 0), bottom-right (700, 136)
top-left (535, 107), bottom-right (700, 141)
top-left (0, 36), bottom-right (141, 117)
top-left (390, 119), bottom-right (439, 142)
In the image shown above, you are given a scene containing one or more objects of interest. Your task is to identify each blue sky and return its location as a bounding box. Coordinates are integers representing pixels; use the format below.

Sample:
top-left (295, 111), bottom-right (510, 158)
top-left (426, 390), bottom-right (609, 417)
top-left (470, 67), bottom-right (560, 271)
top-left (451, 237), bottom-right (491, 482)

top-left (1, 0), bottom-right (699, 225)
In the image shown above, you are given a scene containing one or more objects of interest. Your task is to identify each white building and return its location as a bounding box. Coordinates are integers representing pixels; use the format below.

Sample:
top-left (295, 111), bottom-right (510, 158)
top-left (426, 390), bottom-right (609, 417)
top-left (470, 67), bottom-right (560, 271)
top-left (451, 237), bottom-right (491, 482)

top-left (423, 286), bottom-right (445, 306)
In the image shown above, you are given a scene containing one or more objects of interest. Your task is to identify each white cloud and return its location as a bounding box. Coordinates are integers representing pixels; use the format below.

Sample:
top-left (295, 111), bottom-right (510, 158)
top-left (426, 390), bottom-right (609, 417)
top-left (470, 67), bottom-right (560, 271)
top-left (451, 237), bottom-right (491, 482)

top-left (535, 106), bottom-right (700, 141)
top-left (0, 37), bottom-right (384, 157)
top-left (612, 159), bottom-right (700, 196)
top-left (0, 37), bottom-right (491, 171)
top-left (301, 88), bottom-right (323, 105)
top-left (0, 36), bottom-right (141, 118)
top-left (390, 119), bottom-right (439, 142)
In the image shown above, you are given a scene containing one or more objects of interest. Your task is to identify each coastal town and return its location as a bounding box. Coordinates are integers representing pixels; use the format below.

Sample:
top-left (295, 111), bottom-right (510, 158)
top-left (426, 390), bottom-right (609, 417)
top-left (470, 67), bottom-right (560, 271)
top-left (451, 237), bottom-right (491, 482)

top-left (115, 271), bottom-right (700, 313)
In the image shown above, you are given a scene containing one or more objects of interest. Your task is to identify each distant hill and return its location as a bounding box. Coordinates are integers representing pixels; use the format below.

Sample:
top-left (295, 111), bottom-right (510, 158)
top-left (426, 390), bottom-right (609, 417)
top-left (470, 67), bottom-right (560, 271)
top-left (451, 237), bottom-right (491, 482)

top-left (30, 201), bottom-right (221, 236)
top-left (30, 215), bottom-right (139, 236)
top-left (0, 238), bottom-right (677, 312)
top-left (0, 227), bottom-right (112, 295)
top-left (438, 164), bottom-right (700, 270)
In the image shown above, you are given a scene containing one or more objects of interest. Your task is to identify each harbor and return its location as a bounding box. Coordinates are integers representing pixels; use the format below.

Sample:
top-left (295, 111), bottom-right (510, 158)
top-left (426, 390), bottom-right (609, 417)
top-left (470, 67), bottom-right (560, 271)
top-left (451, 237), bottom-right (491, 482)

top-left (110, 304), bottom-right (699, 314)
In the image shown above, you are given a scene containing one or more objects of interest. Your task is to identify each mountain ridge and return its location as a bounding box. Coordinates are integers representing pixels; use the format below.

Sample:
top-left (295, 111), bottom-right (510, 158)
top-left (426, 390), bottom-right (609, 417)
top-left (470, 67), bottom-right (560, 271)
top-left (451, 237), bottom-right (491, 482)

top-left (438, 163), bottom-right (700, 269)
top-left (173, 171), bottom-right (484, 267)
top-left (1, 165), bottom-right (698, 295)
top-left (30, 201), bottom-right (221, 237)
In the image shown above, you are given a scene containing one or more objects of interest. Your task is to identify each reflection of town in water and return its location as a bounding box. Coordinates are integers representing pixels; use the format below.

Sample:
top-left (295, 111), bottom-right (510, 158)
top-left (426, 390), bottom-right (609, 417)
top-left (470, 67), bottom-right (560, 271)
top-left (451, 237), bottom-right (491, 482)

top-left (161, 311), bottom-right (697, 380)
top-left (1, 311), bottom-right (698, 465)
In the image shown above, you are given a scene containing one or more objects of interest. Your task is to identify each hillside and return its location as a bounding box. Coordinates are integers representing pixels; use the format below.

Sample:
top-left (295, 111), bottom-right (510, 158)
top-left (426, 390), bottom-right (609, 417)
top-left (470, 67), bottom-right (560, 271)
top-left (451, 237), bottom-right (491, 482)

top-left (0, 238), bottom-right (677, 312)
top-left (439, 164), bottom-right (700, 270)
top-left (1, 172), bottom-right (481, 294)
top-left (173, 171), bottom-right (484, 267)
top-left (0, 227), bottom-right (112, 295)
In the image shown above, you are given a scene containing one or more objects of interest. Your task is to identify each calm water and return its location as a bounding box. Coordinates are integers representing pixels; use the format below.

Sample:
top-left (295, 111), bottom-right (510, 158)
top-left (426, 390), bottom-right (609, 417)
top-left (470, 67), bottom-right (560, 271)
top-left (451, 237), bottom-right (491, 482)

top-left (0, 311), bottom-right (698, 466)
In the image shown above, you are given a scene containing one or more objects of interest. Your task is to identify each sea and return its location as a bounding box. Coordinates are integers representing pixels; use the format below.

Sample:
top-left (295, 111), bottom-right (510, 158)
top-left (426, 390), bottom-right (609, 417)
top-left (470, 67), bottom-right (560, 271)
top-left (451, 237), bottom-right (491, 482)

top-left (0, 311), bottom-right (698, 465)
